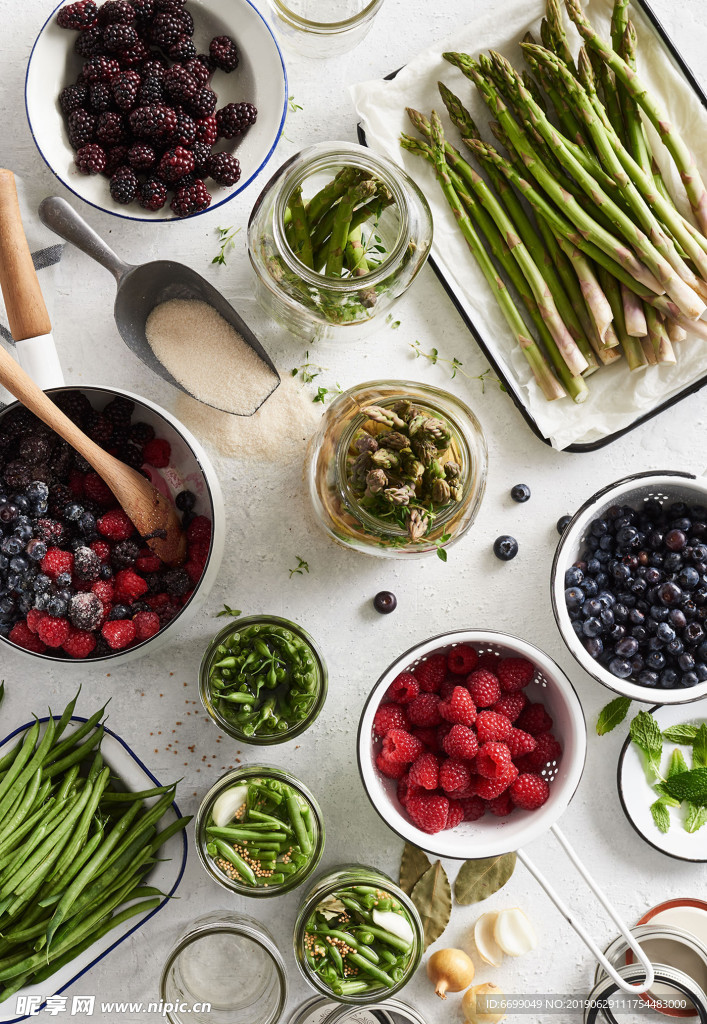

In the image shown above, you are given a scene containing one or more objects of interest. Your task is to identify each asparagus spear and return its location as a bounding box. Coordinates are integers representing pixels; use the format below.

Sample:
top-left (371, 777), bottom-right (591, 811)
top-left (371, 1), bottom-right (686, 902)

top-left (546, 0), bottom-right (578, 75)
top-left (620, 284), bottom-right (648, 337)
top-left (564, 0), bottom-right (707, 235)
top-left (344, 224), bottom-right (369, 277)
top-left (313, 188), bottom-right (393, 272)
top-left (667, 322), bottom-right (687, 343)
top-left (525, 31), bottom-right (588, 147)
top-left (306, 167), bottom-right (363, 229)
top-left (610, 0), bottom-right (629, 52)
top-left (287, 186), bottom-right (314, 269)
top-left (325, 180), bottom-right (377, 277)
top-left (598, 267), bottom-right (646, 370)
top-left (645, 305), bottom-right (676, 364)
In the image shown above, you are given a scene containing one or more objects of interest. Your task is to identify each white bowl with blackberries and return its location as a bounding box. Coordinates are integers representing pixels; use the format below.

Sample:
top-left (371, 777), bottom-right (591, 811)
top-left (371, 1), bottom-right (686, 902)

top-left (26, 0), bottom-right (288, 219)
top-left (552, 471), bottom-right (707, 705)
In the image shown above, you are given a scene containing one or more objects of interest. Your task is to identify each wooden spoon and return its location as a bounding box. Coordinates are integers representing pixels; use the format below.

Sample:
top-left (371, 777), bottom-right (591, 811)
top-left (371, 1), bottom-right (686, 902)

top-left (0, 169), bottom-right (186, 567)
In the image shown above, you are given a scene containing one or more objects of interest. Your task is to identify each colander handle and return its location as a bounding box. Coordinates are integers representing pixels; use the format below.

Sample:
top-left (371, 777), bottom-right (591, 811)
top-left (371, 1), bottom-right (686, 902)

top-left (518, 826), bottom-right (654, 996)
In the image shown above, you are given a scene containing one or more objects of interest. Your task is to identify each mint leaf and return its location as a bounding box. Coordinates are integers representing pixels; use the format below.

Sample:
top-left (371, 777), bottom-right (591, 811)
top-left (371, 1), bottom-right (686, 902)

top-left (668, 748), bottom-right (689, 778)
top-left (630, 710), bottom-right (663, 778)
top-left (650, 799), bottom-right (671, 833)
top-left (686, 803), bottom-right (707, 833)
top-left (662, 767), bottom-right (707, 805)
top-left (597, 697), bottom-right (631, 735)
top-left (693, 724), bottom-right (707, 768)
top-left (663, 724), bottom-right (698, 744)
top-left (654, 783), bottom-right (681, 807)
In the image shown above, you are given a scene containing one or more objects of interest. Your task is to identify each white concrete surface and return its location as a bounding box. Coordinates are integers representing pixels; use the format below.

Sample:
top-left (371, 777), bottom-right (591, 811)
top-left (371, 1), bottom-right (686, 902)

top-left (2, 0), bottom-right (707, 1021)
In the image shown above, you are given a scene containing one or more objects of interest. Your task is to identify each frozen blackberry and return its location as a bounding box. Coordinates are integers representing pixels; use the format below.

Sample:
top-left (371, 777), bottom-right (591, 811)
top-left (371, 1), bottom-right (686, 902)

top-left (163, 65), bottom-right (198, 104)
top-left (216, 102), bottom-right (257, 140)
top-left (19, 434), bottom-right (52, 464)
top-left (168, 34), bottom-right (196, 62)
top-left (188, 87), bottom-right (216, 120)
top-left (104, 144), bottom-right (129, 175)
top-left (59, 83), bottom-right (88, 115)
top-left (129, 103), bottom-right (177, 141)
top-left (170, 107), bottom-right (196, 146)
top-left (98, 0), bottom-right (135, 25)
top-left (110, 165), bottom-right (138, 204)
top-left (67, 108), bottom-right (96, 149)
top-left (206, 151), bottom-right (240, 186)
top-left (69, 592), bottom-right (103, 631)
top-left (194, 115), bottom-right (217, 146)
top-left (57, 0), bottom-right (98, 30)
top-left (149, 11), bottom-right (183, 45)
top-left (136, 74), bottom-right (163, 106)
top-left (103, 22), bottom-right (138, 50)
top-left (75, 25), bottom-right (104, 56)
top-left (184, 56), bottom-right (211, 85)
top-left (49, 483), bottom-right (73, 516)
top-left (55, 391), bottom-right (92, 425)
top-left (209, 35), bottom-right (239, 72)
top-left (157, 145), bottom-right (194, 183)
top-left (191, 140), bottom-right (210, 175)
top-left (111, 69), bottom-right (141, 109)
top-left (74, 546), bottom-right (101, 581)
top-left (162, 567), bottom-right (190, 596)
top-left (82, 56), bottom-right (121, 82)
top-left (111, 540), bottom-right (140, 566)
top-left (127, 142), bottom-right (156, 170)
top-left (170, 178), bottom-right (211, 217)
top-left (138, 177), bottom-right (168, 211)
top-left (130, 421), bottom-right (155, 445)
top-left (96, 110), bottom-right (127, 145)
top-left (76, 143), bottom-right (107, 174)
top-left (104, 395), bottom-right (135, 424)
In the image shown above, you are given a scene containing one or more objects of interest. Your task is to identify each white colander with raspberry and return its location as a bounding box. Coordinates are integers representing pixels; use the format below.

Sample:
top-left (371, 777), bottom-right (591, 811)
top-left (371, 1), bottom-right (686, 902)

top-left (357, 628), bottom-right (654, 995)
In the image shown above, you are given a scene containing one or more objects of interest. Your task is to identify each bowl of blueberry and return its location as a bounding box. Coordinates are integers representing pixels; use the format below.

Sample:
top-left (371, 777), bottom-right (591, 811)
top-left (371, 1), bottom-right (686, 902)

top-left (552, 471), bottom-right (707, 703)
top-left (26, 0), bottom-right (287, 220)
top-left (0, 386), bottom-right (225, 663)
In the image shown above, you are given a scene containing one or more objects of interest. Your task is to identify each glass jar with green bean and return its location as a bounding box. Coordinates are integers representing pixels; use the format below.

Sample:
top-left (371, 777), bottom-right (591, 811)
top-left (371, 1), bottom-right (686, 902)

top-left (293, 866), bottom-right (423, 1004)
top-left (196, 766), bottom-right (325, 899)
top-left (199, 615), bottom-right (327, 745)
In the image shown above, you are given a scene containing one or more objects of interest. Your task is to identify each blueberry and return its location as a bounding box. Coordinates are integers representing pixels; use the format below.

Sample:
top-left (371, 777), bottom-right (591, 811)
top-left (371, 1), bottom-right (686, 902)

top-left (631, 626), bottom-right (648, 642)
top-left (663, 552), bottom-right (683, 573)
top-left (637, 670), bottom-right (659, 688)
top-left (645, 567), bottom-right (662, 585)
top-left (591, 518), bottom-right (609, 536)
top-left (26, 481), bottom-right (49, 503)
top-left (685, 622), bottom-right (705, 645)
top-left (659, 668), bottom-right (679, 688)
top-left (666, 638), bottom-right (684, 657)
top-left (678, 652), bottom-right (695, 672)
top-left (55, 573), bottom-right (72, 587)
top-left (665, 529), bottom-right (687, 552)
top-left (63, 503), bottom-right (84, 521)
top-left (615, 637), bottom-right (639, 658)
top-left (26, 539), bottom-right (47, 562)
top-left (107, 604), bottom-right (131, 620)
top-left (656, 622), bottom-right (676, 643)
top-left (598, 590), bottom-right (616, 606)
top-left (586, 558), bottom-right (601, 575)
top-left (659, 582), bottom-right (682, 606)
top-left (614, 603), bottom-right (628, 622)
top-left (46, 597), bottom-right (68, 617)
top-left (493, 535), bottom-right (518, 561)
top-left (565, 566), bottom-right (584, 588)
top-left (565, 587), bottom-right (585, 610)
top-left (582, 578), bottom-right (599, 598)
top-left (176, 490), bottom-right (197, 512)
top-left (511, 484), bottom-right (530, 503)
top-left (572, 619), bottom-right (584, 638)
top-left (609, 657), bottom-right (632, 678)
top-left (583, 617), bottom-right (603, 638)
top-left (678, 567), bottom-right (700, 590)
top-left (32, 574), bottom-right (50, 593)
top-left (628, 608), bottom-right (645, 625)
top-left (373, 591), bottom-right (397, 614)
top-left (696, 663), bottom-right (707, 682)
top-left (669, 608), bottom-right (687, 629)
top-left (616, 526), bottom-right (638, 548)
top-left (584, 637), bottom-right (603, 659)
top-left (557, 515), bottom-right (572, 535)
top-left (600, 607), bottom-right (615, 627)
top-left (647, 650), bottom-right (666, 670)
top-left (608, 623), bottom-right (626, 641)
top-left (582, 598), bottom-right (603, 618)
top-left (79, 512), bottom-right (96, 536)
top-left (681, 672), bottom-right (699, 688)
top-left (612, 563), bottom-right (631, 582)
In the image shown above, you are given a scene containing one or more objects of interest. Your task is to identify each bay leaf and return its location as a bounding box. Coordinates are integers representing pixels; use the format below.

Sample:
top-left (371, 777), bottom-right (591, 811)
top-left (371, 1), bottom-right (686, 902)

top-left (410, 860), bottom-right (451, 949)
top-left (455, 853), bottom-right (517, 905)
top-left (399, 842), bottom-right (431, 896)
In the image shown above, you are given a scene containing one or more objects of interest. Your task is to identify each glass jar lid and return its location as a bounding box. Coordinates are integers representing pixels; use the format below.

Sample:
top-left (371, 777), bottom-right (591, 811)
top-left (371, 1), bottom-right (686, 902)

top-left (585, 964), bottom-right (707, 1023)
top-left (289, 996), bottom-right (428, 1024)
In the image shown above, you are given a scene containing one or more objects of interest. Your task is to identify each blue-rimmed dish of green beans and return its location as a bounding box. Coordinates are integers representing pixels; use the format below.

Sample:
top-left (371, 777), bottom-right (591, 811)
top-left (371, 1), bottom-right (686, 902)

top-left (199, 616), bottom-right (328, 744)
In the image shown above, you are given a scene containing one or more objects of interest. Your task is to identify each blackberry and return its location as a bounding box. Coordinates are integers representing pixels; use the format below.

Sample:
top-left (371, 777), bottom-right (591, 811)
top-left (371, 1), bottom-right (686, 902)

top-left (168, 35), bottom-right (196, 62)
top-left (104, 144), bottom-right (129, 175)
top-left (115, 40), bottom-right (149, 66)
top-left (150, 12), bottom-right (183, 46)
top-left (104, 396), bottom-right (134, 425)
top-left (75, 25), bottom-right (104, 56)
top-left (82, 56), bottom-right (121, 82)
top-left (127, 141), bottom-right (156, 170)
top-left (55, 390), bottom-right (92, 425)
top-left (67, 108), bottom-right (96, 149)
top-left (191, 140), bottom-right (210, 175)
top-left (172, 172), bottom-right (195, 192)
top-left (48, 483), bottom-right (73, 516)
top-left (206, 151), bottom-right (240, 186)
top-left (136, 74), bottom-right (163, 106)
top-left (155, 0), bottom-right (187, 8)
top-left (170, 107), bottom-right (196, 146)
top-left (140, 56), bottom-right (167, 79)
top-left (103, 22), bottom-right (138, 50)
top-left (129, 103), bottom-right (177, 141)
top-left (130, 421), bottom-right (155, 445)
top-left (20, 435), bottom-right (52, 464)
top-left (111, 69), bottom-right (141, 109)
top-left (85, 412), bottom-right (113, 445)
top-left (130, 0), bottom-right (154, 21)
top-left (111, 540), bottom-right (140, 566)
top-left (76, 143), bottom-right (107, 174)
top-left (163, 65), bottom-right (198, 104)
top-left (89, 81), bottom-right (113, 113)
top-left (98, 0), bottom-right (135, 26)
top-left (57, 0), bottom-right (98, 30)
top-left (162, 567), bottom-right (190, 596)
top-left (194, 115), bottom-right (217, 146)
top-left (188, 87), bottom-right (216, 120)
top-left (170, 178), bottom-right (210, 217)
top-left (59, 83), bottom-right (88, 115)
top-left (184, 56), bottom-right (211, 85)
top-left (118, 443), bottom-right (144, 469)
top-left (96, 110), bottom-right (127, 145)
top-left (138, 177), bottom-right (168, 211)
top-left (69, 592), bottom-right (103, 630)
top-left (74, 546), bottom-right (101, 581)
top-left (209, 35), bottom-right (239, 73)
top-left (216, 102), bottom-right (257, 140)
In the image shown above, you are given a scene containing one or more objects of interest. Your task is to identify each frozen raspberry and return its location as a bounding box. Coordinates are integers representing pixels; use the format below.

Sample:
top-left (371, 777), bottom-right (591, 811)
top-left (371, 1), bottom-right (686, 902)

top-left (114, 568), bottom-right (149, 603)
top-left (9, 621), bottom-right (47, 653)
top-left (102, 618), bottom-right (136, 649)
top-left (407, 693), bottom-right (442, 727)
top-left (510, 773), bottom-right (550, 810)
top-left (184, 559), bottom-right (203, 584)
top-left (407, 793), bottom-right (449, 834)
top-left (477, 741), bottom-right (513, 779)
top-left (442, 724), bottom-right (478, 760)
top-left (26, 608), bottom-right (48, 634)
top-left (414, 654), bottom-right (447, 693)
top-left (37, 616), bottom-right (70, 648)
top-left (517, 732), bottom-right (563, 772)
top-left (386, 671), bottom-right (419, 704)
top-left (506, 727), bottom-right (537, 759)
top-left (516, 702), bottom-right (553, 737)
top-left (206, 151), bottom-right (241, 187)
top-left (209, 34), bottom-right (239, 72)
top-left (447, 644), bottom-right (478, 675)
top-left (381, 728), bottom-right (424, 765)
top-left (90, 540), bottom-right (111, 562)
top-left (186, 516), bottom-right (211, 543)
top-left (57, 0), bottom-right (98, 29)
top-left (76, 143), bottom-right (106, 174)
top-left (375, 751), bottom-right (407, 780)
top-left (486, 791), bottom-right (514, 817)
top-left (62, 628), bottom-right (97, 659)
top-left (373, 703), bottom-right (408, 736)
top-left (194, 115), bottom-right (217, 146)
top-left (460, 795), bottom-right (486, 821)
top-left (439, 758), bottom-right (471, 795)
top-left (142, 438), bottom-right (171, 467)
top-left (91, 580), bottom-right (115, 605)
top-left (41, 547), bottom-right (74, 579)
top-left (410, 727), bottom-right (438, 751)
top-left (467, 668), bottom-right (502, 707)
top-left (498, 656), bottom-right (536, 692)
top-left (97, 509), bottom-right (134, 540)
top-left (474, 765), bottom-right (518, 800)
top-left (84, 473), bottom-right (115, 506)
top-left (445, 799), bottom-right (464, 829)
top-left (396, 774), bottom-right (422, 808)
top-left (132, 610), bottom-right (160, 640)
top-left (170, 179), bottom-right (211, 218)
top-left (69, 592), bottom-right (104, 631)
top-left (216, 101), bottom-right (257, 139)
top-left (492, 692), bottom-right (527, 722)
top-left (408, 752), bottom-right (440, 790)
top-left (476, 710), bottom-right (513, 744)
top-left (439, 686), bottom-right (477, 727)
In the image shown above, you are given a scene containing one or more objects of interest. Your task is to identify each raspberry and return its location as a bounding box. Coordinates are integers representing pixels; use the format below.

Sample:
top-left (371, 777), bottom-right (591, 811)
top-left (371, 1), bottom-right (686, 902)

top-left (103, 22), bottom-right (138, 49)
top-left (407, 693), bottom-right (442, 727)
top-left (510, 773), bottom-right (550, 810)
top-left (460, 795), bottom-right (486, 821)
top-left (110, 165), bottom-right (138, 204)
top-left (386, 671), bottom-right (419, 704)
top-left (76, 143), bottom-right (106, 174)
top-left (373, 703), bottom-right (408, 736)
top-left (186, 516), bottom-right (211, 543)
top-left (375, 751), bottom-right (407, 780)
top-left (478, 651), bottom-right (501, 672)
top-left (517, 732), bottom-right (563, 772)
top-left (439, 686), bottom-right (477, 727)
top-left (69, 591), bottom-right (104, 631)
top-left (98, 509), bottom-right (134, 540)
top-left (467, 668), bottom-right (501, 707)
top-left (506, 727), bottom-right (537, 759)
top-left (408, 752), bottom-right (440, 790)
top-left (82, 473), bottom-right (114, 507)
top-left (407, 793), bottom-right (449, 834)
top-left (184, 559), bottom-right (203, 583)
top-left (194, 115), bottom-right (217, 146)
top-left (410, 727), bottom-right (438, 750)
top-left (92, 579), bottom-right (115, 604)
top-left (60, 84), bottom-right (88, 115)
top-left (206, 151), bottom-right (241, 187)
top-left (41, 547), bottom-right (74, 579)
top-left (141, 438), bottom-right (171, 467)
top-left (138, 177), bottom-right (168, 211)
top-left (498, 656), bottom-right (536, 692)
top-left (157, 145), bottom-right (194, 183)
top-left (188, 87), bottom-right (217, 119)
top-left (439, 680), bottom-right (456, 702)
top-left (9, 622), bottom-right (47, 653)
top-left (129, 104), bottom-right (177, 141)
top-left (445, 800), bottom-right (464, 829)
top-left (102, 618), bottom-right (136, 649)
top-left (442, 724), bottom-right (478, 760)
top-left (474, 765), bottom-right (518, 799)
top-left (414, 654), bottom-right (447, 693)
top-left (133, 610), bottom-right (160, 640)
top-left (67, 109), bottom-right (96, 149)
top-left (492, 692), bottom-right (527, 722)
top-left (397, 774), bottom-right (422, 808)
top-left (135, 552), bottom-right (161, 574)
top-left (447, 644), bottom-right (478, 675)
top-left (58, 0), bottom-right (98, 29)
top-left (516, 702), bottom-right (553, 737)
top-left (476, 710), bottom-right (513, 744)
top-left (486, 791), bottom-right (514, 817)
top-left (170, 178), bottom-right (211, 217)
top-left (111, 69), bottom-right (141, 109)
top-left (26, 609), bottom-right (48, 634)
top-left (381, 728), bottom-right (424, 765)
top-left (439, 758), bottom-right (471, 795)
top-left (476, 741), bottom-right (513, 779)
top-left (216, 101), bottom-right (257, 139)
top-left (90, 540), bottom-right (112, 562)
top-left (114, 568), bottom-right (149, 602)
top-left (37, 616), bottom-right (70, 648)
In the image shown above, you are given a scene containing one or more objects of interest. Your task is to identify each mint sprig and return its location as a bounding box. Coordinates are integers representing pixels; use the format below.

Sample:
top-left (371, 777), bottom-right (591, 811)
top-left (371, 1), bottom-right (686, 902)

top-left (596, 696), bottom-right (631, 735)
top-left (630, 710), bottom-right (663, 779)
top-left (662, 767), bottom-right (707, 805)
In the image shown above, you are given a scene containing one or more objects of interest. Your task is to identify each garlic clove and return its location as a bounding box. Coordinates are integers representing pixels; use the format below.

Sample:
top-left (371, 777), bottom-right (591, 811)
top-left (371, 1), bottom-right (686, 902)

top-left (372, 908), bottom-right (415, 945)
top-left (210, 785), bottom-right (248, 828)
top-left (493, 907), bottom-right (537, 957)
top-left (474, 911), bottom-right (504, 966)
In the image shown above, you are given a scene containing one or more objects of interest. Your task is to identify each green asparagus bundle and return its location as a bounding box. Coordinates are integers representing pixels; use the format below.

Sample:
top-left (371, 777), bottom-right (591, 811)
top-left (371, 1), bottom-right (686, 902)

top-left (400, 0), bottom-right (707, 403)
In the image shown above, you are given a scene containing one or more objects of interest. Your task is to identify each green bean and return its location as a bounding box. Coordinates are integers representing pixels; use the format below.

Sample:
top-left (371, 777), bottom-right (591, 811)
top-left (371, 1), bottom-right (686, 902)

top-left (0, 733), bottom-right (25, 776)
top-left (249, 809), bottom-right (292, 832)
top-left (212, 839), bottom-right (256, 886)
top-left (265, 872), bottom-right (285, 885)
top-left (249, 782), bottom-right (282, 805)
top-left (0, 799), bottom-right (69, 878)
top-left (362, 924), bottom-right (411, 953)
top-left (49, 767), bottom-right (111, 885)
top-left (56, 764), bottom-right (81, 804)
top-left (87, 752), bottom-right (104, 783)
top-left (53, 689), bottom-right (82, 743)
top-left (42, 725), bottom-right (104, 780)
top-left (147, 815), bottom-right (192, 856)
top-left (275, 860), bottom-right (299, 875)
top-left (0, 721), bottom-right (40, 804)
top-left (45, 705), bottom-right (107, 764)
top-left (0, 770), bottom-right (41, 849)
top-left (39, 827), bottom-right (106, 907)
top-left (314, 928), bottom-right (380, 964)
top-left (206, 827), bottom-right (288, 843)
top-left (379, 948), bottom-right (398, 965)
top-left (328, 943), bottom-right (345, 975)
top-left (247, 842), bottom-right (283, 852)
top-left (286, 793), bottom-right (311, 856)
top-left (0, 717), bottom-right (54, 823)
top-left (0, 796), bottom-right (58, 863)
top-left (346, 952), bottom-right (396, 988)
top-left (337, 980), bottom-right (375, 995)
top-left (100, 783), bottom-right (175, 803)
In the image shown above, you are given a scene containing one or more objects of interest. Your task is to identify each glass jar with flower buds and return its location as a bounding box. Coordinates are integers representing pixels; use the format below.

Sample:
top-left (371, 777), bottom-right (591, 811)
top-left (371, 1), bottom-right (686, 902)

top-left (306, 381), bottom-right (487, 558)
top-left (247, 142), bottom-right (433, 342)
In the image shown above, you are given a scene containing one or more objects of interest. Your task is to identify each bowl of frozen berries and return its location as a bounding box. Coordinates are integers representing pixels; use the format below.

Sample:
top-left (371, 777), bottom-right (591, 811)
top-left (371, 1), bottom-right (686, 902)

top-left (26, 0), bottom-right (287, 220)
top-left (358, 630), bottom-right (586, 859)
top-left (0, 386), bottom-right (225, 662)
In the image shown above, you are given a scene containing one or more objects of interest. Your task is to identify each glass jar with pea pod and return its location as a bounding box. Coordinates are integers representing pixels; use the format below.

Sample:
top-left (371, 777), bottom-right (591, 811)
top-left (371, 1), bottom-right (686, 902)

top-left (199, 615), bottom-right (328, 744)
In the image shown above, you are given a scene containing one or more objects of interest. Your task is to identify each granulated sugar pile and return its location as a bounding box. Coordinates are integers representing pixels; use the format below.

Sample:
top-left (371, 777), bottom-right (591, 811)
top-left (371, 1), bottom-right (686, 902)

top-left (146, 298), bottom-right (278, 415)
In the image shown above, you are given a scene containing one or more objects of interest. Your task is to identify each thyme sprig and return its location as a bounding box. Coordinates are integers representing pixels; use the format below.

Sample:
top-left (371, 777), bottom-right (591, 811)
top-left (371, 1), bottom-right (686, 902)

top-left (289, 556), bottom-right (310, 578)
top-left (212, 226), bottom-right (241, 266)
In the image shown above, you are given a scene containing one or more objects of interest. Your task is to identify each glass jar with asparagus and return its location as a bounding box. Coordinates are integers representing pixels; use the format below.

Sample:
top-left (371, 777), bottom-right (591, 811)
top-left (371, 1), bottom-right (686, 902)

top-left (247, 142), bottom-right (433, 342)
top-left (196, 766), bottom-right (325, 899)
top-left (306, 380), bottom-right (487, 557)
top-left (199, 615), bottom-right (328, 744)
top-left (293, 866), bottom-right (423, 1004)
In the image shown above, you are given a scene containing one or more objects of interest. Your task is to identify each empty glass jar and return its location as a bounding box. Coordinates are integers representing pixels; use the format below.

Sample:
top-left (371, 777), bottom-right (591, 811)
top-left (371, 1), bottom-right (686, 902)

top-left (266, 0), bottom-right (386, 58)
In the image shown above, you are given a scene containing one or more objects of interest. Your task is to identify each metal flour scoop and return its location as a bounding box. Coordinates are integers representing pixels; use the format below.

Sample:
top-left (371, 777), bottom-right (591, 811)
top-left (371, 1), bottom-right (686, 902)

top-left (38, 196), bottom-right (280, 416)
